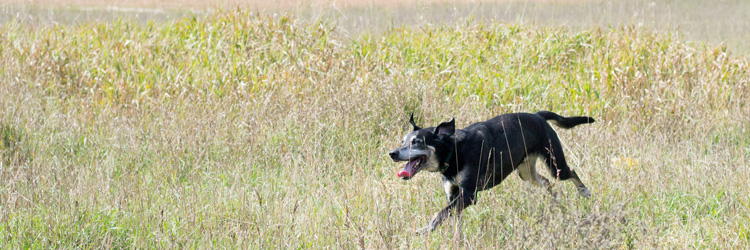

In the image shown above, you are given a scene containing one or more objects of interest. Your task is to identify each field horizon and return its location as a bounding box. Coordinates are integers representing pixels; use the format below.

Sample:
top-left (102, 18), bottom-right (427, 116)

top-left (1, 3), bottom-right (749, 249)
top-left (4, 0), bottom-right (750, 54)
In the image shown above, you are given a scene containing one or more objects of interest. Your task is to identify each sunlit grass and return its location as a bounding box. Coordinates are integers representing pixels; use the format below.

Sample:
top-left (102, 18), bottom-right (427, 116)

top-left (1, 9), bottom-right (749, 248)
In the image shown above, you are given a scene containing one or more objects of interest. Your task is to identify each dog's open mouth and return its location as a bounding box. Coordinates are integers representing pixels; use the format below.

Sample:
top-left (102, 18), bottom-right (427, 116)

top-left (397, 156), bottom-right (426, 180)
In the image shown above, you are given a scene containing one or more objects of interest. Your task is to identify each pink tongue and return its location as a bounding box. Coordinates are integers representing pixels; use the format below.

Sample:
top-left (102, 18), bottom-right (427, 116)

top-left (396, 158), bottom-right (419, 178)
top-left (397, 170), bottom-right (410, 178)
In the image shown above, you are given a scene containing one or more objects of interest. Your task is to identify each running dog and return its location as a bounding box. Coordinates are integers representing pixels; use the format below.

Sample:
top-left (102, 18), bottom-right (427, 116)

top-left (388, 111), bottom-right (594, 233)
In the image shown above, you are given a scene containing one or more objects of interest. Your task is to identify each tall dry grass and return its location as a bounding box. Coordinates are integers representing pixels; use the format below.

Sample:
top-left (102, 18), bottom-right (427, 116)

top-left (1, 9), bottom-right (749, 248)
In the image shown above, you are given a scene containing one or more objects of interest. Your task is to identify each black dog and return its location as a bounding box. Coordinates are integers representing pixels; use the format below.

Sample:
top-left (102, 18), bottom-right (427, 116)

top-left (388, 111), bottom-right (594, 233)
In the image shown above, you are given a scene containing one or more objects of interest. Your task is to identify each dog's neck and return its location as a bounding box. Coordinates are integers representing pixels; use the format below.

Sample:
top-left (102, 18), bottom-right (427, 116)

top-left (441, 150), bottom-right (454, 170)
top-left (440, 129), bottom-right (464, 178)
top-left (438, 135), bottom-right (460, 175)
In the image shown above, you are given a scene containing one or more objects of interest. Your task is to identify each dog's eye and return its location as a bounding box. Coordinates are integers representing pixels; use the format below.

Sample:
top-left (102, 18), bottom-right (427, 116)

top-left (412, 138), bottom-right (422, 145)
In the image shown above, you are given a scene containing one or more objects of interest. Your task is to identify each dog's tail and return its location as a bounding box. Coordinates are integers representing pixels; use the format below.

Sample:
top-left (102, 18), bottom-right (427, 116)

top-left (536, 111), bottom-right (595, 129)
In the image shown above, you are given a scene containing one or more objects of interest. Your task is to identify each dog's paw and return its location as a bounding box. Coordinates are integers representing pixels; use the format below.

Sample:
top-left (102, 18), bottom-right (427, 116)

top-left (578, 187), bottom-right (592, 198)
top-left (416, 226), bottom-right (432, 235)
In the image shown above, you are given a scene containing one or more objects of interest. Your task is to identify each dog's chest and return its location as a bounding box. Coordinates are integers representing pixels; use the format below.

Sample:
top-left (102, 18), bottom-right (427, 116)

top-left (443, 167), bottom-right (471, 186)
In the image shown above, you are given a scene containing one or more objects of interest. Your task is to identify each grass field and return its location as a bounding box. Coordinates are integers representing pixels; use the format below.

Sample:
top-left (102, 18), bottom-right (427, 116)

top-left (1, 2), bottom-right (750, 249)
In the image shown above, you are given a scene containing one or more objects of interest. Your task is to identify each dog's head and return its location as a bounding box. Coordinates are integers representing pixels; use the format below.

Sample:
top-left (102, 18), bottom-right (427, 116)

top-left (388, 114), bottom-right (455, 180)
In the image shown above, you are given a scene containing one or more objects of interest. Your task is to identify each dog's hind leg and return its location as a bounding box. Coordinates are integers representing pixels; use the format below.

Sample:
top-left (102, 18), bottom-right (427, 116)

top-left (567, 170), bottom-right (591, 197)
top-left (516, 154), bottom-right (550, 189)
top-left (541, 135), bottom-right (591, 197)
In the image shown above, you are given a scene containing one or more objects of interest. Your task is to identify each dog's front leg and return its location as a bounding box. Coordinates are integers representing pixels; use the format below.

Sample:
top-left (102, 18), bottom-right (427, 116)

top-left (417, 189), bottom-right (475, 234)
top-left (417, 205), bottom-right (453, 234)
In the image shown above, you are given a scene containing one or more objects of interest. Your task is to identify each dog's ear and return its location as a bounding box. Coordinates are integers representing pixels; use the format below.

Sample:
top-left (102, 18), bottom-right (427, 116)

top-left (434, 118), bottom-right (455, 136)
top-left (409, 113), bottom-right (421, 131)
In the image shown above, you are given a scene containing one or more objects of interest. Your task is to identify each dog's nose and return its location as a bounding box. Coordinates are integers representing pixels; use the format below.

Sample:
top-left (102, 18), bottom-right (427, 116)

top-left (388, 150), bottom-right (399, 159)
